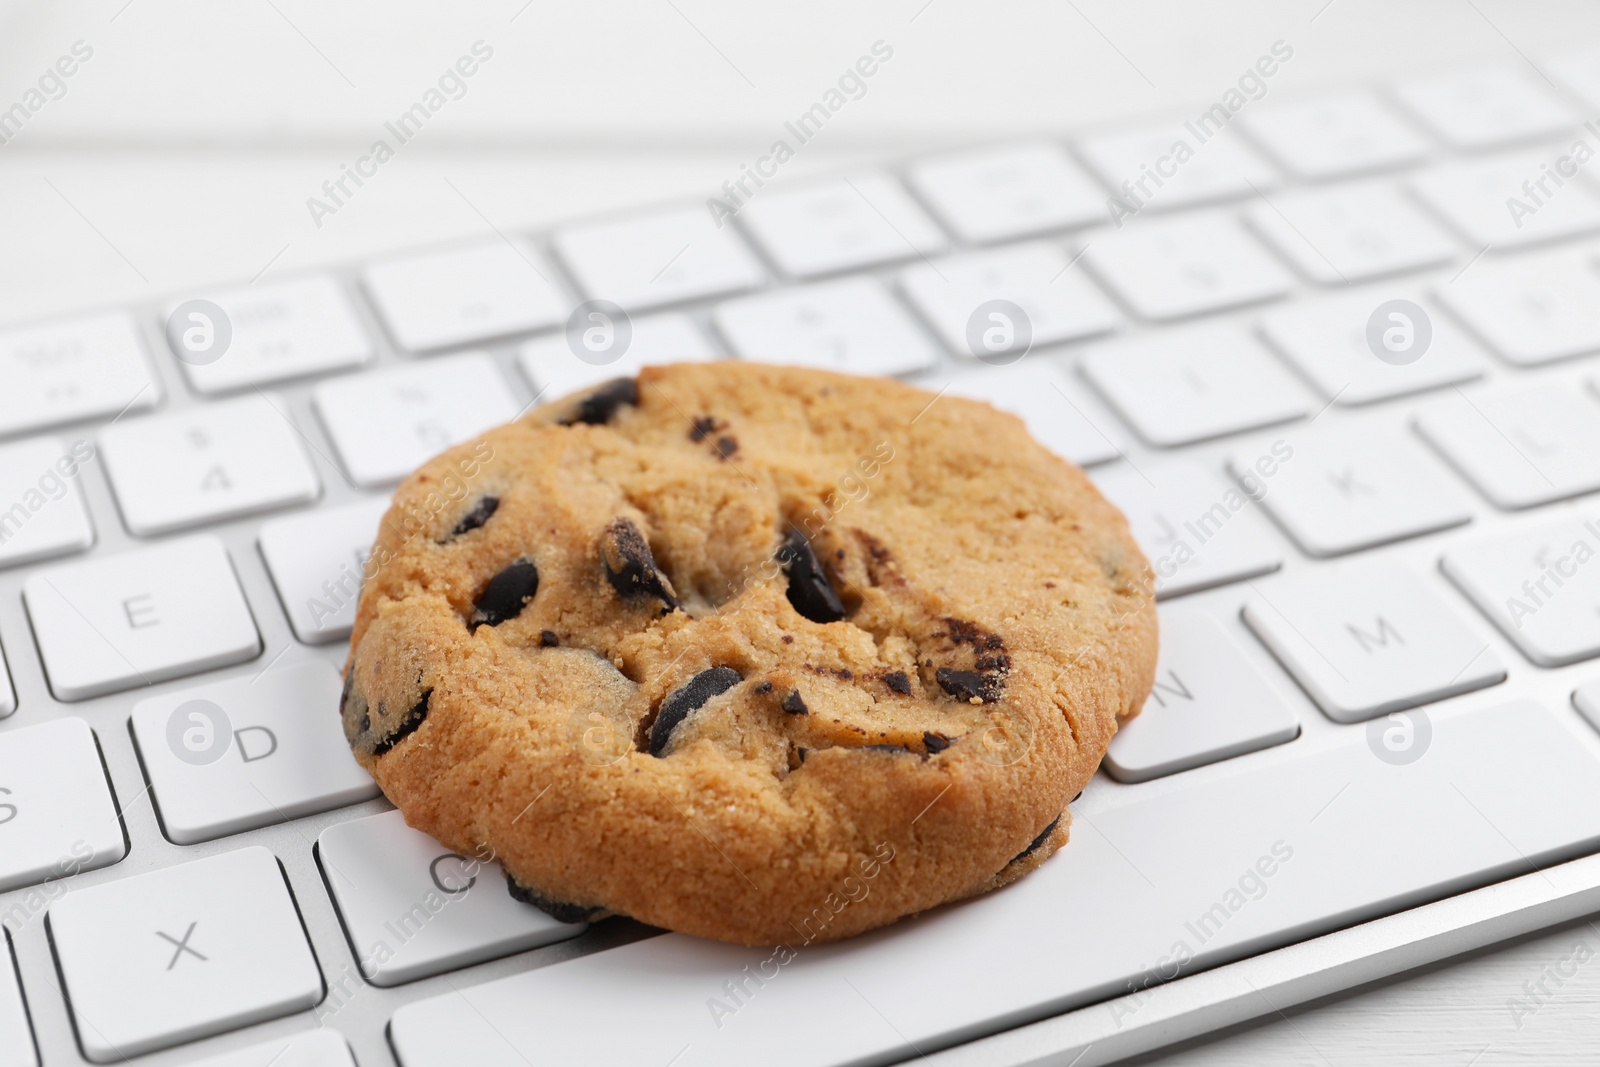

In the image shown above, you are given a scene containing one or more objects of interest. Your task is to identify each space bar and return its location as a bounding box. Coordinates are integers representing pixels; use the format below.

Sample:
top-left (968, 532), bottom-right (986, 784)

top-left (390, 700), bottom-right (1600, 1067)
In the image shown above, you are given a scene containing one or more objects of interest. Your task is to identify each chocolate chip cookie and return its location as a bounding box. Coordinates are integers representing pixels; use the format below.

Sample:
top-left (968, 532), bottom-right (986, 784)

top-left (340, 362), bottom-right (1156, 946)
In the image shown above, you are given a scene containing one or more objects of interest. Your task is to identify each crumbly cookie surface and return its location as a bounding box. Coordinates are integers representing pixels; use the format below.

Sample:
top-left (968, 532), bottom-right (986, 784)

top-left (341, 362), bottom-right (1156, 945)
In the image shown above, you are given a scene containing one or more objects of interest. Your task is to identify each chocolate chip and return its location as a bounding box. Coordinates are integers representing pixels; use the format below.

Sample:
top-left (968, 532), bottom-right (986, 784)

top-left (601, 518), bottom-right (679, 612)
top-left (560, 378), bottom-right (638, 426)
top-left (539, 630), bottom-right (560, 647)
top-left (371, 688), bottom-right (431, 757)
top-left (689, 415), bottom-right (717, 442)
top-left (649, 666), bottom-right (741, 756)
top-left (505, 873), bottom-right (603, 924)
top-left (775, 528), bottom-right (845, 624)
top-left (922, 731), bottom-right (951, 754)
top-left (883, 671), bottom-right (911, 695)
top-left (714, 435), bottom-right (738, 460)
top-left (780, 690), bottom-right (809, 715)
top-left (781, 635), bottom-right (794, 644)
top-left (447, 496), bottom-right (499, 539)
top-left (1009, 814), bottom-right (1062, 864)
top-left (338, 671), bottom-right (370, 747)
top-left (936, 667), bottom-right (1003, 704)
top-left (471, 559), bottom-right (540, 630)
top-left (753, 680), bottom-right (773, 694)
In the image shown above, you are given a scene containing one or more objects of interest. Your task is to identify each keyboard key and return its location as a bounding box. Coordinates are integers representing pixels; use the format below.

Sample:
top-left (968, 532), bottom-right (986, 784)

top-left (1104, 612), bottom-right (1298, 782)
top-left (554, 206), bottom-right (765, 311)
top-left (24, 536), bottom-right (261, 701)
top-left (390, 698), bottom-right (1600, 1067)
top-left (0, 718), bottom-right (126, 894)
top-left (49, 846), bottom-right (322, 1062)
top-left (898, 242), bottom-right (1119, 358)
top-left (185, 1030), bottom-right (355, 1067)
top-left (1410, 152), bottom-right (1600, 249)
top-left (1437, 248), bottom-right (1600, 365)
top-left (1080, 322), bottom-right (1309, 446)
top-left (259, 497), bottom-right (388, 645)
top-left (172, 276), bottom-right (373, 393)
top-left (99, 394), bottom-right (320, 536)
top-left (0, 931), bottom-right (34, 1067)
top-left (1572, 677), bottom-right (1600, 738)
top-left (518, 312), bottom-right (716, 400)
top-left (737, 173), bottom-right (947, 278)
top-left (319, 809), bottom-right (585, 986)
top-left (1243, 562), bottom-right (1505, 723)
top-left (939, 363), bottom-right (1123, 467)
top-left (1415, 383), bottom-right (1600, 509)
top-left (130, 661), bottom-right (378, 845)
top-left (0, 312), bottom-right (159, 439)
top-left (1082, 213), bottom-right (1291, 321)
top-left (1078, 124), bottom-right (1277, 212)
top-left (1239, 93), bottom-right (1430, 180)
top-left (1234, 423), bottom-right (1473, 557)
top-left (363, 241), bottom-right (566, 352)
top-left (1258, 290), bottom-right (1487, 405)
top-left (906, 141), bottom-right (1104, 243)
top-left (713, 278), bottom-right (938, 377)
top-left (1245, 182), bottom-right (1456, 284)
top-left (1444, 516), bottom-right (1600, 667)
top-left (0, 644), bottom-right (13, 720)
top-left (1093, 459), bottom-right (1282, 598)
top-left (1392, 67), bottom-right (1578, 150)
top-left (0, 436), bottom-right (96, 568)
top-left (314, 352), bottom-right (518, 488)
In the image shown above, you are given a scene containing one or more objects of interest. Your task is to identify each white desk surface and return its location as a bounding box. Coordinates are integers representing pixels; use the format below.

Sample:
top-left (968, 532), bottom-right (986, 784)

top-left (6, 2), bottom-right (1600, 1064)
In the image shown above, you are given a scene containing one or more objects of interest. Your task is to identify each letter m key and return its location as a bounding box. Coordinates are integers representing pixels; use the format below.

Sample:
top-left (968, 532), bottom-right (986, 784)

top-left (1347, 616), bottom-right (1403, 653)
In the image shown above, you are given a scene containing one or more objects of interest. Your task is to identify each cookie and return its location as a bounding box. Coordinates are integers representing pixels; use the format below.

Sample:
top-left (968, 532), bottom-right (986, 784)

top-left (341, 362), bottom-right (1156, 946)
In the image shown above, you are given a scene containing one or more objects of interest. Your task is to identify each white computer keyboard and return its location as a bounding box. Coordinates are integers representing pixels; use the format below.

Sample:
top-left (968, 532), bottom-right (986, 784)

top-left (10, 58), bottom-right (1600, 1067)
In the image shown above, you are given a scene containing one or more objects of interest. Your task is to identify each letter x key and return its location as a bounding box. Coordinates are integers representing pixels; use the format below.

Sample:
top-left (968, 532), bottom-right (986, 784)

top-left (157, 921), bottom-right (207, 969)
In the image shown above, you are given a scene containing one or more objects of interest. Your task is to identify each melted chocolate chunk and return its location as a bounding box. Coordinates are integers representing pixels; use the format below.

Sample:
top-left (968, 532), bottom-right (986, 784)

top-left (1009, 814), bottom-right (1062, 864)
top-left (601, 518), bottom-right (679, 612)
top-left (649, 666), bottom-right (742, 756)
top-left (505, 873), bottom-right (604, 924)
top-left (922, 731), bottom-right (951, 754)
top-left (935, 667), bottom-right (1003, 704)
top-left (561, 378), bottom-right (638, 426)
top-left (689, 415), bottom-right (717, 442)
top-left (883, 671), bottom-right (912, 695)
top-left (775, 528), bottom-right (846, 624)
top-left (447, 495), bottom-right (499, 539)
top-left (714, 435), bottom-right (738, 460)
top-left (539, 630), bottom-right (560, 647)
top-left (471, 559), bottom-right (540, 630)
top-left (371, 688), bottom-right (431, 757)
top-left (780, 690), bottom-right (809, 715)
